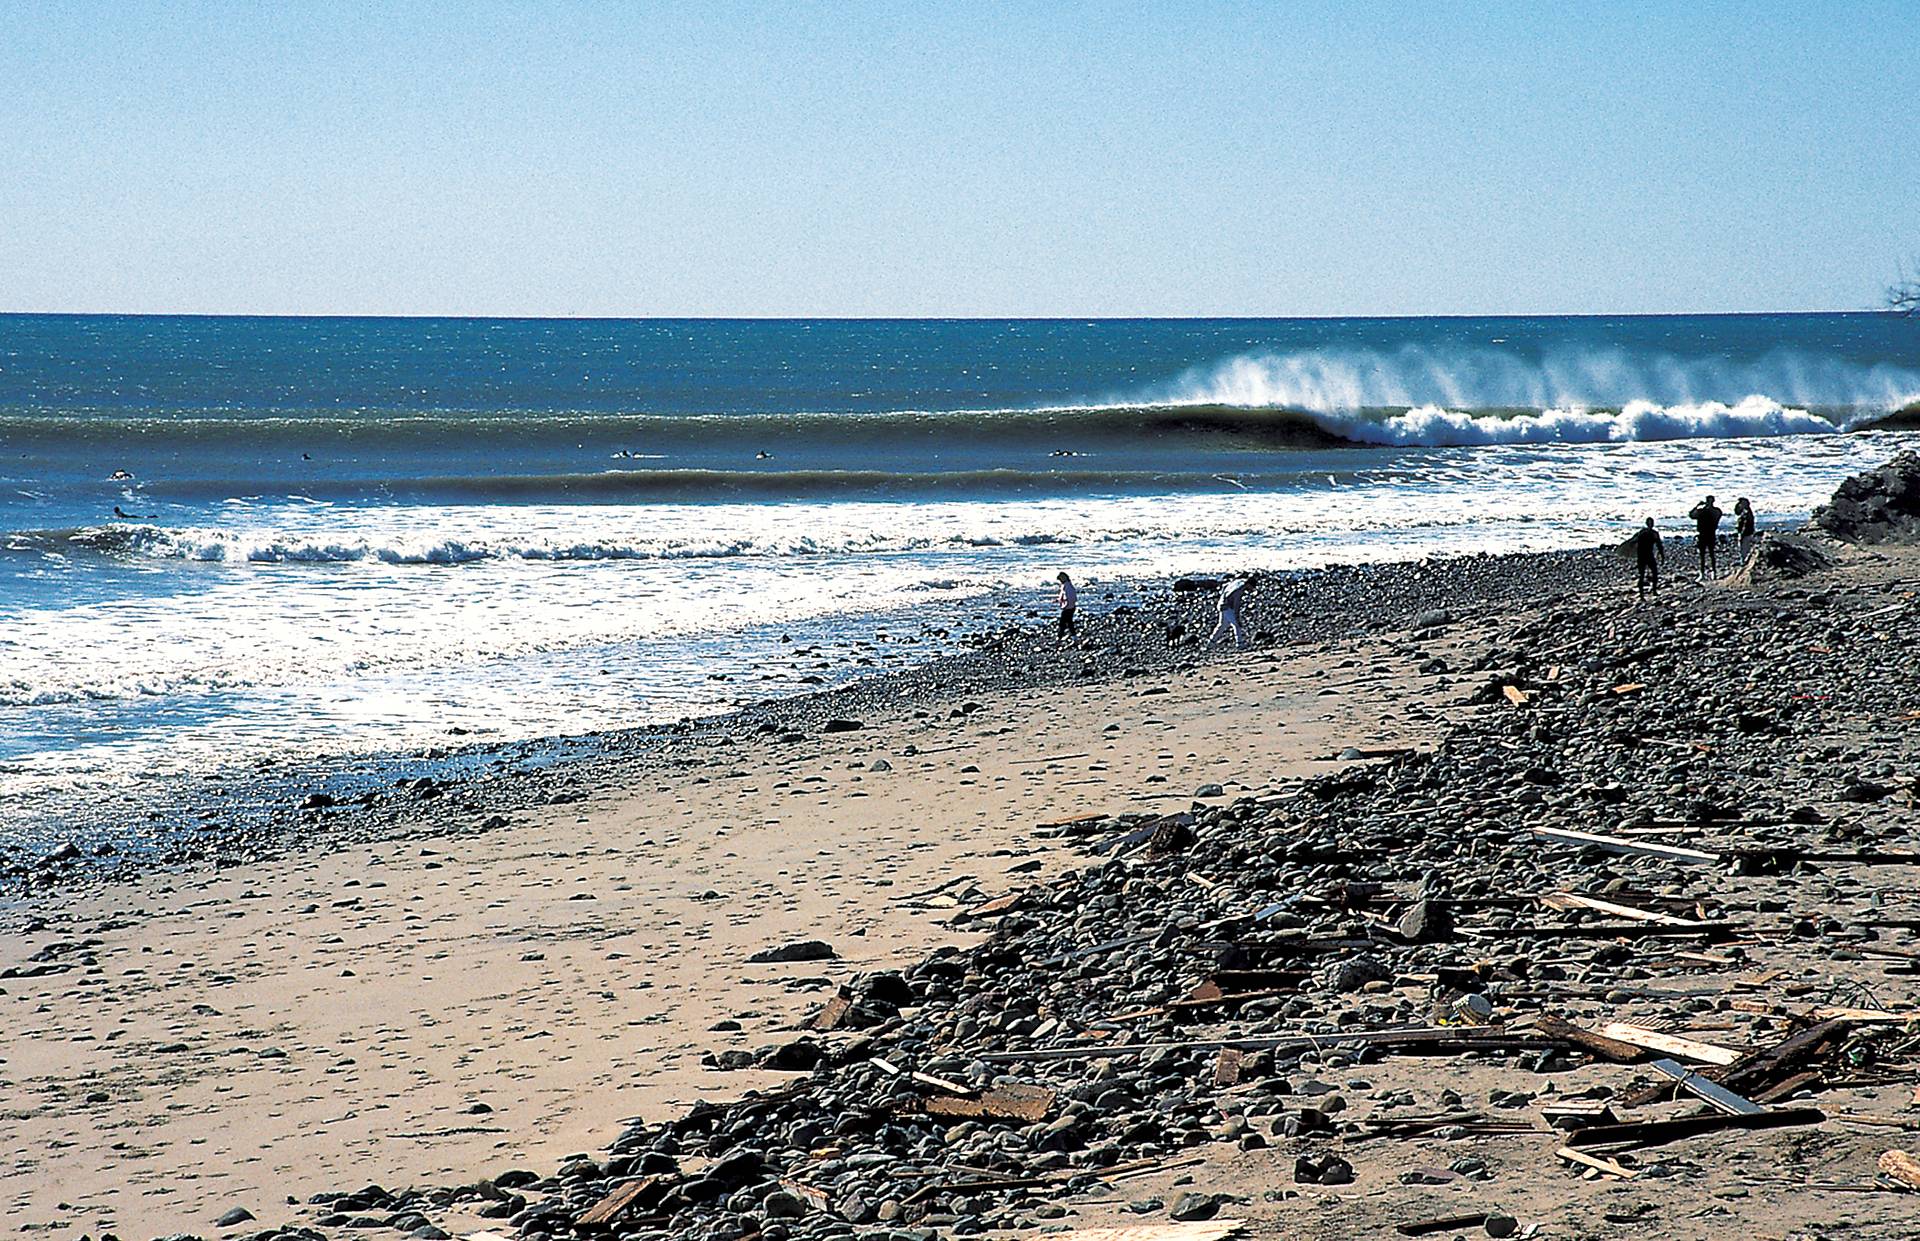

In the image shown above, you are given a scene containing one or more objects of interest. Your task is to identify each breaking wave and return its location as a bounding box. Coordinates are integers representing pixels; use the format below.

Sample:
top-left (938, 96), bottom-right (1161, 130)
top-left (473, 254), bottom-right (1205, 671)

top-left (1156, 343), bottom-right (1920, 419)
top-left (1311, 396), bottom-right (1845, 447)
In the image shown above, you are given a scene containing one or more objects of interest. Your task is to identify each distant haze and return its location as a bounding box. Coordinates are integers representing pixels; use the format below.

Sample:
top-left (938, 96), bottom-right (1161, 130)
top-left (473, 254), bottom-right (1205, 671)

top-left (2, 3), bottom-right (1915, 317)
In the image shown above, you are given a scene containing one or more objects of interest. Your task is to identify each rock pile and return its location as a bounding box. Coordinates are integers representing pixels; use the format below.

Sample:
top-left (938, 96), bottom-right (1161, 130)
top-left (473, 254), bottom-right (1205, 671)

top-left (422, 558), bottom-right (1920, 1241)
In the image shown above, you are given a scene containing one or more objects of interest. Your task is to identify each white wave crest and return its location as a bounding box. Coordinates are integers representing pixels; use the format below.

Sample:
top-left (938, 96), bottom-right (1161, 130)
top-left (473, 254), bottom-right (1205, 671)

top-left (54, 524), bottom-right (1114, 567)
top-left (1319, 396), bottom-right (1842, 447)
top-left (1159, 344), bottom-right (1920, 425)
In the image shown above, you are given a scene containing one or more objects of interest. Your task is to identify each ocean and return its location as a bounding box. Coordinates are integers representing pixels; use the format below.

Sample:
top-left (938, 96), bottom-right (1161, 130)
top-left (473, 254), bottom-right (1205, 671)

top-left (3, 313), bottom-right (1918, 852)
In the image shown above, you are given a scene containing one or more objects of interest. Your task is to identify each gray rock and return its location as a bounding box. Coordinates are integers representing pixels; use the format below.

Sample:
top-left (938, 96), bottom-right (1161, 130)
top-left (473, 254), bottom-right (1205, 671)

top-left (747, 940), bottom-right (837, 964)
top-left (1396, 898), bottom-right (1452, 943)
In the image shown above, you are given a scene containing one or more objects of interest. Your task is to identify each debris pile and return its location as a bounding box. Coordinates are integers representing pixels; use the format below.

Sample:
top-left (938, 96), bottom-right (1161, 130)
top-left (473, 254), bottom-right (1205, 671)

top-left (434, 565), bottom-right (1920, 1241)
top-left (1727, 531), bottom-right (1836, 584)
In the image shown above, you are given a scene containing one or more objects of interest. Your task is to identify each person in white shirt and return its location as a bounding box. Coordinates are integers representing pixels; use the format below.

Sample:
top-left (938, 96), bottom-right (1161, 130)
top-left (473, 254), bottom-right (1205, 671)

top-left (1055, 572), bottom-right (1079, 640)
top-left (1209, 575), bottom-right (1256, 648)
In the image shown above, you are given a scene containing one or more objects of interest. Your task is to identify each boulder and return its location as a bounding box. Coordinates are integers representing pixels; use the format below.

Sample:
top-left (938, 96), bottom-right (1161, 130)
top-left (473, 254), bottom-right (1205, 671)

top-left (1811, 451), bottom-right (1920, 543)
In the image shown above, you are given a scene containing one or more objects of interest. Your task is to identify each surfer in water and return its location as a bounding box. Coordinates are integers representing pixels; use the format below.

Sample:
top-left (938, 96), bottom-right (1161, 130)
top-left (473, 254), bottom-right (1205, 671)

top-left (1209, 574), bottom-right (1257, 649)
top-left (1627, 518), bottom-right (1666, 600)
top-left (1055, 571), bottom-right (1078, 640)
top-left (1689, 494), bottom-right (1724, 580)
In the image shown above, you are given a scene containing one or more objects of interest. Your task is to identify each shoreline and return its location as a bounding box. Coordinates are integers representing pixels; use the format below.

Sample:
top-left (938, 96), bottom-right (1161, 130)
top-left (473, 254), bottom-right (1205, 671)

top-left (2, 543), bottom-right (1627, 1239)
top-left (3, 545), bottom-right (1623, 897)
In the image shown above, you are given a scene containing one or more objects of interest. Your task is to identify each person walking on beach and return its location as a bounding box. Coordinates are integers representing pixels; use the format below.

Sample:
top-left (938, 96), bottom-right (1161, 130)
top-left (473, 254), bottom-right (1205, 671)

top-left (1209, 574), bottom-right (1256, 648)
top-left (1734, 497), bottom-right (1757, 565)
top-left (1055, 571), bottom-right (1078, 640)
top-left (1628, 517), bottom-right (1666, 600)
top-left (1690, 494), bottom-right (1724, 580)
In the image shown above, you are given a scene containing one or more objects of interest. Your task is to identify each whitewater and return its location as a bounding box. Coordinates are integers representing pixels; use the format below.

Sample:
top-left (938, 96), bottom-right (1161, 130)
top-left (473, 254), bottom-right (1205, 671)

top-left (4, 311), bottom-right (1919, 849)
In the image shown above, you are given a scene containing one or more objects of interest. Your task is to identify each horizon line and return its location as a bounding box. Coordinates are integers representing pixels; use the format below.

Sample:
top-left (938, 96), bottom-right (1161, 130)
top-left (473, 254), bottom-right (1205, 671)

top-left (0, 307), bottom-right (1896, 324)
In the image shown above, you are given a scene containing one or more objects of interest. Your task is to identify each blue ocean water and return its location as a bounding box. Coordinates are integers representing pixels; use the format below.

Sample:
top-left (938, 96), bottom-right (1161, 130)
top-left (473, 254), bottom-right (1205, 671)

top-left (2, 313), bottom-right (1918, 848)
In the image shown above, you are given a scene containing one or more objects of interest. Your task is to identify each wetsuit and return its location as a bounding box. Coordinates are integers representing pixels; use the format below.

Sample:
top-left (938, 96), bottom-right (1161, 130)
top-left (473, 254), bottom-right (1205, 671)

top-left (1689, 501), bottom-right (1723, 577)
top-left (1629, 526), bottom-right (1664, 597)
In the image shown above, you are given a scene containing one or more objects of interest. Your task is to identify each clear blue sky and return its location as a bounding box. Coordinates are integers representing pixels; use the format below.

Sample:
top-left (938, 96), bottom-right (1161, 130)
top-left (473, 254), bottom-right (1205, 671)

top-left (2, 2), bottom-right (1915, 317)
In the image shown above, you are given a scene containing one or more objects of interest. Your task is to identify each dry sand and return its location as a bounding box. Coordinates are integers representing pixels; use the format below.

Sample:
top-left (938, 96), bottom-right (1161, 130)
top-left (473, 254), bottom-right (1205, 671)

top-left (1, 623), bottom-right (1478, 1240)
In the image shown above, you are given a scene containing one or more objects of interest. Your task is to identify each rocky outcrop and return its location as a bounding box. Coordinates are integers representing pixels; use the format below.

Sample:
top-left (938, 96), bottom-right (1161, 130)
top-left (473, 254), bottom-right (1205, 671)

top-left (1811, 450), bottom-right (1920, 543)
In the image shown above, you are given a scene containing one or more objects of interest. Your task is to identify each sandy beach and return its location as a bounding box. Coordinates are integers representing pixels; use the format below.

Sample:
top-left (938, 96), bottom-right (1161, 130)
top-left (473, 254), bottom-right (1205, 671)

top-left (3, 590), bottom-right (1466, 1239)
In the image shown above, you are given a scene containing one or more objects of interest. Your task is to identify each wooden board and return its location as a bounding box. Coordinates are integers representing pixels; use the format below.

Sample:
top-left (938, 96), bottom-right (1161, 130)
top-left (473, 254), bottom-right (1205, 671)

top-left (1596, 1021), bottom-right (1742, 1066)
top-left (1543, 891), bottom-right (1706, 927)
top-left (1565, 1107), bottom-right (1824, 1149)
top-left (1555, 1146), bottom-right (1639, 1179)
top-left (1532, 1014), bottom-right (1646, 1063)
top-left (1040, 1223), bottom-right (1246, 1241)
top-left (809, 992), bottom-right (853, 1032)
top-left (1531, 827), bottom-right (1719, 864)
top-left (574, 1177), bottom-right (660, 1228)
top-left (922, 1083), bottom-right (1056, 1123)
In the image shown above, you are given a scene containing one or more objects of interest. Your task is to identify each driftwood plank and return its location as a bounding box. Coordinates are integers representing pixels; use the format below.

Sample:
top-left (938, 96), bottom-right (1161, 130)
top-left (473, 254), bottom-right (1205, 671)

top-left (921, 1084), bottom-right (1056, 1123)
top-left (1531, 827), bottom-right (1719, 864)
top-left (1595, 1021), bottom-right (1742, 1066)
top-left (1555, 1146), bottom-right (1639, 1178)
top-left (575, 1177), bottom-right (662, 1228)
top-left (1532, 1015), bottom-right (1645, 1063)
top-left (1038, 1223), bottom-right (1247, 1241)
top-left (1543, 891), bottom-right (1707, 927)
top-left (809, 992), bottom-right (854, 1032)
top-left (1565, 1107), bottom-right (1824, 1149)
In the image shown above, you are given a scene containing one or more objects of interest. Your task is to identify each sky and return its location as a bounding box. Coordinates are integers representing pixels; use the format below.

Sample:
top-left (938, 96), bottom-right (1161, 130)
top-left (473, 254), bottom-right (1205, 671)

top-left (1, 2), bottom-right (1916, 318)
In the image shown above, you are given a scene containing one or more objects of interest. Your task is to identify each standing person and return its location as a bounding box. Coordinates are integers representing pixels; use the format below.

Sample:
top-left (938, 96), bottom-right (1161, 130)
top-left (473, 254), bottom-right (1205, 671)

top-left (1734, 497), bottom-right (1757, 565)
top-left (1209, 574), bottom-right (1256, 648)
top-left (1628, 517), bottom-right (1666, 600)
top-left (1055, 571), bottom-right (1078, 640)
top-left (1689, 494), bottom-right (1724, 580)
